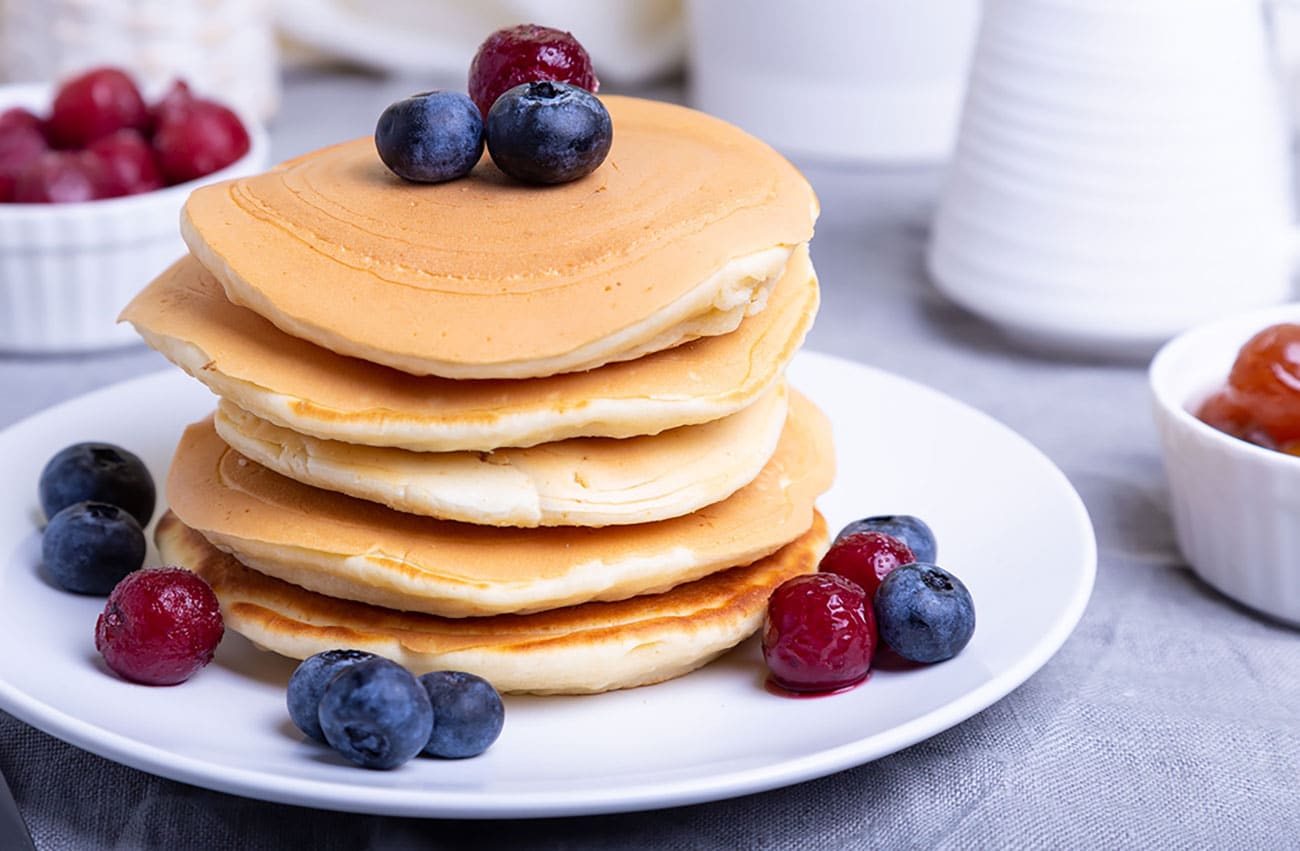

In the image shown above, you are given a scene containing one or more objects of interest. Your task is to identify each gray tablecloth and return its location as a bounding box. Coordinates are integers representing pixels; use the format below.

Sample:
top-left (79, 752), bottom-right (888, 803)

top-left (1, 68), bottom-right (1296, 850)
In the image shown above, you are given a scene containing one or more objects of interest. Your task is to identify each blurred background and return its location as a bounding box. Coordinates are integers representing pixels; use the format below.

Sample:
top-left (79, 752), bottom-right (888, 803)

top-left (10, 0), bottom-right (1300, 180)
top-left (8, 0), bottom-right (1300, 357)
top-left (0, 0), bottom-right (985, 164)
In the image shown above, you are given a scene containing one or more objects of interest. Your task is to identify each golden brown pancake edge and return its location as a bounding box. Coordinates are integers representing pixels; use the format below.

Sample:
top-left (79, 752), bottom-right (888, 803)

top-left (121, 245), bottom-right (819, 451)
top-left (157, 510), bottom-right (828, 695)
top-left (164, 391), bottom-right (835, 617)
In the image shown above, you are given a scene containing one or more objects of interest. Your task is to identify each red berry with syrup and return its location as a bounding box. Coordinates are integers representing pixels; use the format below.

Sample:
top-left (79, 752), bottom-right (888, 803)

top-left (12, 151), bottom-right (113, 203)
top-left (151, 94), bottom-right (249, 184)
top-left (468, 24), bottom-right (599, 118)
top-left (95, 567), bottom-right (224, 685)
top-left (149, 80), bottom-right (195, 127)
top-left (0, 107), bottom-right (43, 135)
top-left (88, 129), bottom-right (164, 195)
top-left (0, 120), bottom-right (48, 201)
top-left (762, 573), bottom-right (876, 694)
top-left (818, 530), bottom-right (915, 598)
top-left (1197, 322), bottom-right (1300, 454)
top-left (45, 67), bottom-right (149, 148)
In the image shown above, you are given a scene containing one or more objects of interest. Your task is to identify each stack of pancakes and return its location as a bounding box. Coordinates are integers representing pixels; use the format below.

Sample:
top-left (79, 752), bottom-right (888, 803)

top-left (122, 96), bottom-right (835, 695)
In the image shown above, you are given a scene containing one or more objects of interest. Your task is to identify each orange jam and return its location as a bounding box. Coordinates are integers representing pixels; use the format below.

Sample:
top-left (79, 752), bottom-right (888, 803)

top-left (1197, 323), bottom-right (1300, 454)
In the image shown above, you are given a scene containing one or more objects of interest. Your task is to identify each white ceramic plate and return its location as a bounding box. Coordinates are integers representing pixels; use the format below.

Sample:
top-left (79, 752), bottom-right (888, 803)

top-left (0, 351), bottom-right (1095, 818)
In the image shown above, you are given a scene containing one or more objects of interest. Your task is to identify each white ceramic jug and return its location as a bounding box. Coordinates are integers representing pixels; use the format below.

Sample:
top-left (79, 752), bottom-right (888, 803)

top-left (928, 0), bottom-right (1300, 355)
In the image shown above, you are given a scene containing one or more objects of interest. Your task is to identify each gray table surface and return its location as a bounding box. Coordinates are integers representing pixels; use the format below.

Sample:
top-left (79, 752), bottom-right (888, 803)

top-left (1, 67), bottom-right (1297, 850)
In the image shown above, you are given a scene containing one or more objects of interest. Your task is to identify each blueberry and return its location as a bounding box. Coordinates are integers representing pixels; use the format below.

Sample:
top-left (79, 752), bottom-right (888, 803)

top-left (286, 649), bottom-right (378, 743)
top-left (873, 563), bottom-right (975, 664)
top-left (836, 514), bottom-right (937, 564)
top-left (39, 442), bottom-right (155, 528)
top-left (485, 81), bottom-right (611, 184)
top-left (375, 90), bottom-right (483, 183)
top-left (318, 657), bottom-right (433, 770)
top-left (418, 671), bottom-right (505, 758)
top-left (41, 501), bottom-right (145, 595)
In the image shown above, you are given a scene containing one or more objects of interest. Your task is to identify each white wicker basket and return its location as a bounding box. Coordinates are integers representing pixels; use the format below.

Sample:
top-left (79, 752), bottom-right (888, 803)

top-left (0, 0), bottom-right (279, 122)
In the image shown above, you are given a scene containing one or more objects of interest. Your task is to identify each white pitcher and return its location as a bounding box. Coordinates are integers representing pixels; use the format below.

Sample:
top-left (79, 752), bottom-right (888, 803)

top-left (928, 0), bottom-right (1300, 355)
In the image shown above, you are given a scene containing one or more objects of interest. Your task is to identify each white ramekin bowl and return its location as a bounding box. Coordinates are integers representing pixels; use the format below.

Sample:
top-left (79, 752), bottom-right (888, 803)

top-left (1150, 303), bottom-right (1300, 626)
top-left (0, 82), bottom-right (269, 353)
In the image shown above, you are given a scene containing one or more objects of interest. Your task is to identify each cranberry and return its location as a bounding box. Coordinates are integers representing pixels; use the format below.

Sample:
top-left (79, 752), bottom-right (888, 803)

top-left (468, 24), bottom-right (599, 118)
top-left (149, 80), bottom-right (196, 127)
top-left (87, 129), bottom-right (163, 196)
top-left (1197, 323), bottom-right (1300, 452)
top-left (94, 567), bottom-right (224, 685)
top-left (762, 573), bottom-right (876, 693)
top-left (0, 107), bottom-right (43, 134)
top-left (12, 151), bottom-right (114, 203)
top-left (818, 531), bottom-right (915, 598)
top-left (0, 123), bottom-right (49, 201)
top-left (46, 67), bottom-right (149, 148)
top-left (152, 96), bottom-right (250, 185)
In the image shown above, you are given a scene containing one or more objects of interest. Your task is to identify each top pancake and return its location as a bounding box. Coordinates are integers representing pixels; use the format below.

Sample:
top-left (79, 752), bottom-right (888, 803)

top-left (180, 96), bottom-right (819, 379)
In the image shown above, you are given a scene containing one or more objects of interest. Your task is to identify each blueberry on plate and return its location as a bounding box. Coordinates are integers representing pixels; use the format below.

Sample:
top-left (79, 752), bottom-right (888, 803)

top-left (41, 501), bottom-right (145, 595)
top-left (873, 563), bottom-right (974, 664)
top-left (39, 442), bottom-right (155, 528)
top-left (286, 649), bottom-right (378, 743)
top-left (836, 514), bottom-right (937, 564)
top-left (318, 657), bottom-right (433, 770)
top-left (485, 80), bottom-right (612, 184)
top-left (418, 670), bottom-right (505, 758)
top-left (375, 90), bottom-right (484, 183)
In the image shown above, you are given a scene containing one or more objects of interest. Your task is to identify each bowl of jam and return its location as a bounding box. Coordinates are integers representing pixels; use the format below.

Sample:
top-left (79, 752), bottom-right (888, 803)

top-left (1150, 306), bottom-right (1300, 626)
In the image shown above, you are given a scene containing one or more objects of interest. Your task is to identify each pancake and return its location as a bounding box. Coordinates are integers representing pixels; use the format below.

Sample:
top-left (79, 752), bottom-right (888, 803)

top-left (121, 245), bottom-right (818, 452)
top-left (180, 96), bottom-right (819, 379)
top-left (157, 510), bottom-right (826, 694)
top-left (212, 381), bottom-right (789, 528)
top-left (166, 391), bottom-right (834, 617)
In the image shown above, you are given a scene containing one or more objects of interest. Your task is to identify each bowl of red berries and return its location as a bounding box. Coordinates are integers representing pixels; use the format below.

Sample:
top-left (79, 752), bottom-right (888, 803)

top-left (1150, 304), bottom-right (1300, 626)
top-left (0, 67), bottom-right (269, 354)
